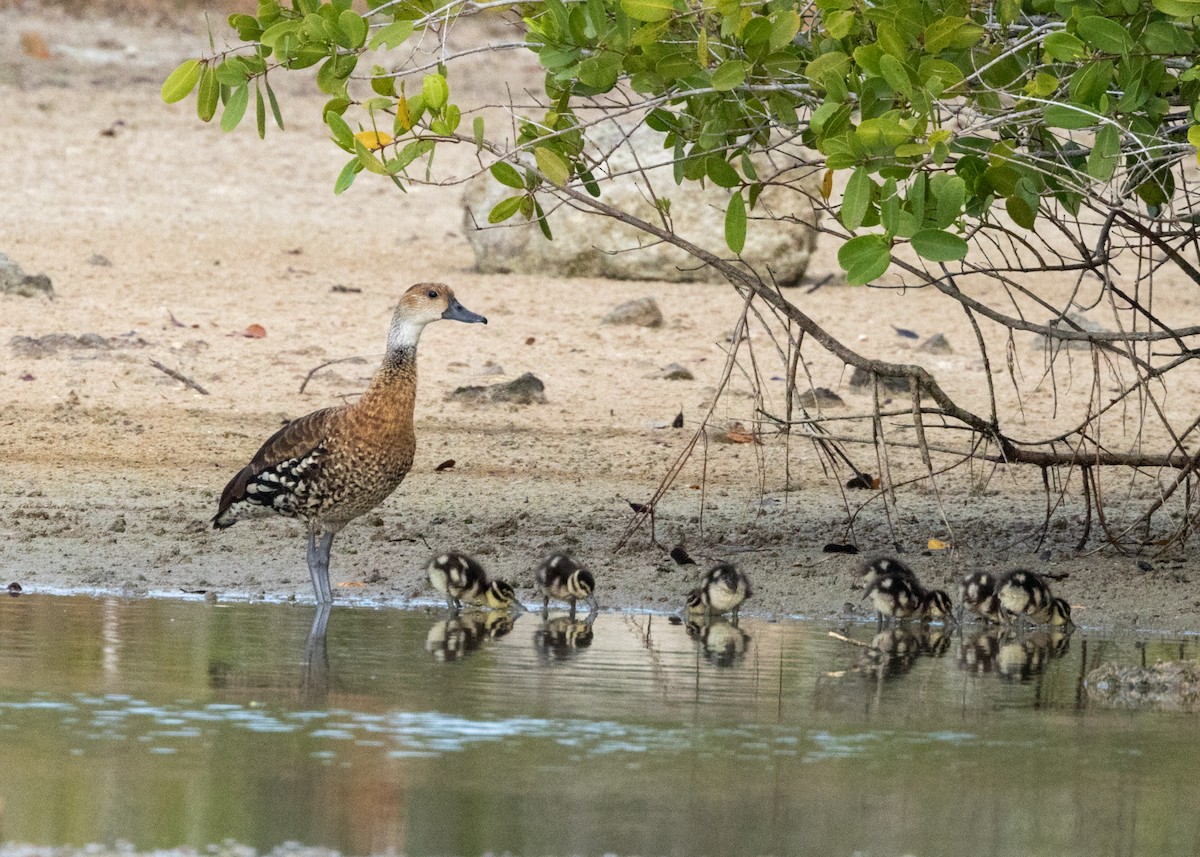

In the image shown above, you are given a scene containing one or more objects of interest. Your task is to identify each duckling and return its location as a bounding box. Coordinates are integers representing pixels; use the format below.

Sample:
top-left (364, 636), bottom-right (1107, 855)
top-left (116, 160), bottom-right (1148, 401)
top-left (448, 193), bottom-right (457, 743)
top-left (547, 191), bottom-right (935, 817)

top-left (862, 568), bottom-right (953, 627)
top-left (212, 283), bottom-right (486, 604)
top-left (426, 552), bottom-right (521, 613)
top-left (958, 571), bottom-right (1006, 624)
top-left (852, 555), bottom-right (918, 591)
top-left (685, 562), bottom-right (752, 621)
top-left (997, 570), bottom-right (1073, 628)
top-left (535, 553), bottom-right (598, 616)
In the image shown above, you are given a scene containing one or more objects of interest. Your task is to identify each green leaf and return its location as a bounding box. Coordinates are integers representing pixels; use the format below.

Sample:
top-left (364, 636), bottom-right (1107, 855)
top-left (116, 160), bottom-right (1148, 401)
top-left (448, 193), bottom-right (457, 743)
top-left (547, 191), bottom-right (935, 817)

top-left (1043, 32), bottom-right (1086, 62)
top-left (334, 158), bottom-right (361, 195)
top-left (162, 59), bottom-right (202, 104)
top-left (838, 234), bottom-right (892, 285)
top-left (1044, 104), bottom-right (1097, 130)
top-left (620, 0), bottom-right (676, 23)
top-left (491, 162), bottom-right (525, 189)
top-left (725, 191), bottom-right (746, 254)
top-left (923, 17), bottom-right (984, 55)
top-left (255, 83), bottom-right (266, 139)
top-left (1077, 15), bottom-right (1132, 55)
top-left (1006, 195), bottom-right (1037, 229)
top-left (535, 146), bottom-right (570, 186)
top-left (1087, 124), bottom-right (1121, 181)
top-left (422, 74), bottom-right (449, 111)
top-left (220, 85), bottom-right (249, 132)
top-left (706, 156), bottom-right (741, 188)
top-left (354, 139), bottom-right (389, 174)
top-left (878, 55), bottom-right (912, 99)
top-left (909, 228), bottom-right (968, 262)
top-left (578, 52), bottom-right (622, 91)
top-left (856, 117), bottom-right (911, 151)
top-left (473, 116), bottom-right (485, 152)
top-left (370, 20), bottom-right (414, 50)
top-left (488, 195), bottom-right (525, 224)
top-left (1188, 125), bottom-right (1200, 151)
top-left (769, 10), bottom-right (801, 51)
top-left (264, 76), bottom-right (284, 130)
top-left (533, 199), bottom-right (553, 240)
top-left (338, 10), bottom-right (368, 49)
top-left (711, 60), bottom-right (747, 92)
top-left (841, 167), bottom-right (872, 231)
top-left (196, 67), bottom-right (219, 122)
top-left (214, 58), bottom-right (248, 87)
top-left (325, 109), bottom-right (354, 149)
top-left (1153, 0), bottom-right (1200, 13)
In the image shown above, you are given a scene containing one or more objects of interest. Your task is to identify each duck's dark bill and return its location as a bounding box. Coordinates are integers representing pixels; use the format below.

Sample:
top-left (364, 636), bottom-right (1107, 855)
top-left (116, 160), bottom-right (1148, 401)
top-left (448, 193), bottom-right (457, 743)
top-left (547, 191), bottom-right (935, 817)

top-left (443, 298), bottom-right (487, 324)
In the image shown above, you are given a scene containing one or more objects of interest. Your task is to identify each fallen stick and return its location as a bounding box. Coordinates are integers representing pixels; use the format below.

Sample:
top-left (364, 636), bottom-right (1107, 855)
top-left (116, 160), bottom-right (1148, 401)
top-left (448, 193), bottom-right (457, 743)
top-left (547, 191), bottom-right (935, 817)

top-left (149, 359), bottom-right (209, 395)
top-left (827, 630), bottom-right (876, 650)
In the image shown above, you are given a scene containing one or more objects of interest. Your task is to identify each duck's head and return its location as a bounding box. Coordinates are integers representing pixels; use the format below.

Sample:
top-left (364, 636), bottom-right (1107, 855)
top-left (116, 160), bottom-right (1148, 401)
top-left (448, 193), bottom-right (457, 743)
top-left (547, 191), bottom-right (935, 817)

top-left (389, 282), bottom-right (486, 350)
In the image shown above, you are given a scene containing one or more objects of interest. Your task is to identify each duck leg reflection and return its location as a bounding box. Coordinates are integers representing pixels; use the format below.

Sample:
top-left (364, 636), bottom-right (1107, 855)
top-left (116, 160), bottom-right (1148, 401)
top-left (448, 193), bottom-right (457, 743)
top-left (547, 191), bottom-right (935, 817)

top-left (302, 603), bottom-right (331, 705)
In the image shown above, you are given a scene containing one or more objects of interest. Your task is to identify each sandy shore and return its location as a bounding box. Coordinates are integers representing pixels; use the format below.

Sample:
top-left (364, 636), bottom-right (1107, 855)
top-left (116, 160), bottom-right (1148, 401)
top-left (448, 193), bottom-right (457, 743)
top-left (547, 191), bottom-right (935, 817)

top-left (3, 6), bottom-right (1200, 634)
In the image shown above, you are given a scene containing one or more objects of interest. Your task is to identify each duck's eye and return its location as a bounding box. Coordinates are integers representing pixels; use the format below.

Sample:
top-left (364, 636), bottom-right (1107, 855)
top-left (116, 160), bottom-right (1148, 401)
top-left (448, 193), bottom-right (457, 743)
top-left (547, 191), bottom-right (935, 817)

top-left (427, 289), bottom-right (438, 299)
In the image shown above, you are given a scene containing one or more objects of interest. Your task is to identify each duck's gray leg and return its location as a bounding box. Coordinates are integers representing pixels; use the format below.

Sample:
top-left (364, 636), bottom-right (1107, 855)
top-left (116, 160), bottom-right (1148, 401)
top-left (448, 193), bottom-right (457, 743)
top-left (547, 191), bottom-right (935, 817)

top-left (307, 531), bottom-right (335, 604)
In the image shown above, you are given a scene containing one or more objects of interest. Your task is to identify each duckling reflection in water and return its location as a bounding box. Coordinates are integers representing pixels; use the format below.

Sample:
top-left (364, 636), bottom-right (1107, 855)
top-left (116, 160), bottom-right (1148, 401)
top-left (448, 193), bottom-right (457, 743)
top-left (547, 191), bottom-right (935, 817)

top-left (685, 615), bottom-right (751, 668)
top-left (996, 570), bottom-right (1073, 629)
top-left (997, 627), bottom-right (1073, 682)
top-left (534, 611), bottom-right (596, 662)
top-left (849, 624), bottom-right (949, 681)
top-left (425, 610), bottom-right (519, 662)
top-left (426, 551), bottom-right (522, 614)
top-left (956, 626), bottom-right (1072, 678)
top-left (685, 562), bottom-right (752, 622)
top-left (535, 553), bottom-right (599, 617)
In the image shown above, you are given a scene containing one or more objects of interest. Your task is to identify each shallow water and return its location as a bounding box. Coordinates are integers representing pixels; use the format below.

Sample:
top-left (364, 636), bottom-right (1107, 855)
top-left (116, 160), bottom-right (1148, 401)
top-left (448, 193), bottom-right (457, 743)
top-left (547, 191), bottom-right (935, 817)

top-left (1, 595), bottom-right (1198, 857)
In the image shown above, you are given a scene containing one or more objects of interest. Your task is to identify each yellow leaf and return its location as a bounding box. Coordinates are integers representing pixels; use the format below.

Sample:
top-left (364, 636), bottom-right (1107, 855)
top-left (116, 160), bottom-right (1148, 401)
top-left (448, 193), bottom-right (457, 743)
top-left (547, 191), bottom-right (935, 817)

top-left (927, 538), bottom-right (950, 550)
top-left (821, 169), bottom-right (834, 200)
top-left (355, 130), bottom-right (393, 151)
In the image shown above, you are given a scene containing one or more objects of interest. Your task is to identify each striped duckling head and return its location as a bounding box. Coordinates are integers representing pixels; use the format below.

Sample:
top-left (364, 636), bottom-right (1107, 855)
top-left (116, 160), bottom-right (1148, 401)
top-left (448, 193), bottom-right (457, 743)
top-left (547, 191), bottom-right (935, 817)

top-left (921, 589), bottom-right (954, 622)
top-left (535, 553), bottom-right (599, 614)
top-left (483, 579), bottom-right (523, 612)
top-left (1034, 596), bottom-right (1073, 628)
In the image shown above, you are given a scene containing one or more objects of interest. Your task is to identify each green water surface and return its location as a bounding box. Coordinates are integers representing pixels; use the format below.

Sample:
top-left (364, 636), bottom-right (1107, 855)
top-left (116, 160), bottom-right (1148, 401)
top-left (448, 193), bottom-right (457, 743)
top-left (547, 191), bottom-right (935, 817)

top-left (0, 595), bottom-right (1197, 856)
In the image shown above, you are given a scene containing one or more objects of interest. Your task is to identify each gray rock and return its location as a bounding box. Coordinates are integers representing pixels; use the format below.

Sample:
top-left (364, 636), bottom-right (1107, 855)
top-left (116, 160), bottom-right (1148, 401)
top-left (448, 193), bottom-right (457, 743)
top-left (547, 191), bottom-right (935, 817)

top-left (1086, 661), bottom-right (1200, 710)
top-left (0, 253), bottom-right (53, 297)
top-left (603, 297), bottom-right (663, 328)
top-left (461, 124), bottom-right (821, 283)
top-left (848, 367), bottom-right (909, 392)
top-left (1033, 311), bottom-right (1110, 351)
top-left (491, 372), bottom-right (547, 404)
top-left (797, 387), bottom-right (844, 408)
top-left (449, 372), bottom-right (547, 405)
top-left (656, 363), bottom-right (694, 381)
top-left (11, 333), bottom-right (109, 358)
top-left (919, 333), bottom-right (952, 354)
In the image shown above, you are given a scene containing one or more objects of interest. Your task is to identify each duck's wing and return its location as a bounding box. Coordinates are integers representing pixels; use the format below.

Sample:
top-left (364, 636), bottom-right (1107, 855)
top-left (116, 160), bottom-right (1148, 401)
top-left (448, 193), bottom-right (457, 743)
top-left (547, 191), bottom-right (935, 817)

top-left (213, 407), bottom-right (341, 527)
